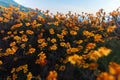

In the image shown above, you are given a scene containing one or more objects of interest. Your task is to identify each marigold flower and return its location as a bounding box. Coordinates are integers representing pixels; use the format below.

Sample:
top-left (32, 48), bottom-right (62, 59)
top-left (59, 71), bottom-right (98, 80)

top-left (25, 22), bottom-right (31, 27)
top-left (94, 34), bottom-right (102, 42)
top-left (60, 42), bottom-right (66, 47)
top-left (37, 39), bottom-right (45, 43)
top-left (49, 28), bottom-right (55, 35)
top-left (67, 48), bottom-right (79, 54)
top-left (75, 40), bottom-right (83, 44)
top-left (68, 54), bottom-right (83, 65)
top-left (10, 42), bottom-right (16, 47)
top-left (97, 72), bottom-right (115, 80)
top-left (89, 63), bottom-right (98, 70)
top-left (12, 73), bottom-right (18, 80)
top-left (59, 65), bottom-right (66, 71)
top-left (28, 48), bottom-right (36, 54)
top-left (26, 30), bottom-right (34, 35)
top-left (107, 25), bottom-right (116, 33)
top-left (98, 47), bottom-right (111, 56)
top-left (46, 70), bottom-right (58, 80)
top-left (27, 72), bottom-right (33, 80)
top-left (0, 17), bottom-right (3, 21)
top-left (50, 44), bottom-right (58, 50)
top-left (86, 43), bottom-right (96, 49)
top-left (109, 62), bottom-right (120, 75)
top-left (0, 60), bottom-right (3, 65)
top-left (70, 30), bottom-right (77, 35)
top-left (21, 35), bottom-right (28, 42)
top-left (51, 38), bottom-right (57, 43)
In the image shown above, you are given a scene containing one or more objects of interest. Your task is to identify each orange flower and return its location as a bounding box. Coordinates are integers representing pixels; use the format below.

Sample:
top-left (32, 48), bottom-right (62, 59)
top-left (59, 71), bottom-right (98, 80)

top-left (109, 62), bottom-right (120, 75)
top-left (10, 42), bottom-right (16, 47)
top-left (94, 34), bottom-right (102, 42)
top-left (68, 54), bottom-right (83, 65)
top-left (27, 72), bottom-right (32, 80)
top-left (25, 22), bottom-right (31, 27)
top-left (46, 70), bottom-right (58, 80)
top-left (51, 38), bottom-right (57, 43)
top-left (0, 17), bottom-right (3, 21)
top-left (49, 28), bottom-right (55, 35)
top-left (70, 30), bottom-right (77, 35)
top-left (86, 43), bottom-right (96, 49)
top-left (12, 73), bottom-right (18, 80)
top-left (97, 72), bottom-right (115, 80)
top-left (26, 30), bottom-right (34, 35)
top-left (66, 48), bottom-right (79, 54)
top-left (60, 42), bottom-right (66, 47)
top-left (28, 48), bottom-right (36, 54)
top-left (89, 63), bottom-right (98, 70)
top-left (59, 65), bottom-right (66, 71)
top-left (0, 60), bottom-right (3, 65)
top-left (107, 25), bottom-right (116, 33)
top-left (21, 35), bottom-right (28, 42)
top-left (50, 44), bottom-right (57, 50)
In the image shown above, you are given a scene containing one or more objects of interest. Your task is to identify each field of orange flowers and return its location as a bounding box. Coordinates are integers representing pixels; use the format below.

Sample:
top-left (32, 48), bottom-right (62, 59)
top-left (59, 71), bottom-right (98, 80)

top-left (0, 5), bottom-right (120, 80)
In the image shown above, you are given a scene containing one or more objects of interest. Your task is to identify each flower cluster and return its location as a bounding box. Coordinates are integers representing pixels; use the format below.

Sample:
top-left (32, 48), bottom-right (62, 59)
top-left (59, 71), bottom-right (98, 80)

top-left (0, 5), bottom-right (120, 80)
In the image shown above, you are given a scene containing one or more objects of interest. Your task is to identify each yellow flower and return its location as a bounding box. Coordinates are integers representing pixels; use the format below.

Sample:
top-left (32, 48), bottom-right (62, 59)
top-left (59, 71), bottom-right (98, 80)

top-left (0, 60), bottom-right (3, 65)
top-left (60, 42), bottom-right (66, 47)
top-left (28, 48), bottom-right (36, 54)
top-left (32, 20), bottom-right (37, 28)
top-left (38, 51), bottom-right (46, 59)
top-left (19, 30), bottom-right (24, 34)
top-left (38, 42), bottom-right (48, 49)
top-left (3, 18), bottom-right (9, 23)
top-left (70, 30), bottom-right (77, 35)
top-left (14, 36), bottom-right (21, 41)
top-left (16, 66), bottom-right (23, 72)
top-left (50, 44), bottom-right (57, 50)
top-left (61, 29), bottom-right (67, 35)
top-left (20, 43), bottom-right (26, 48)
top-left (10, 42), bottom-right (16, 47)
top-left (57, 34), bottom-right (64, 39)
top-left (26, 30), bottom-right (34, 35)
top-left (83, 30), bottom-right (94, 38)
top-left (66, 48), bottom-right (79, 54)
top-left (7, 31), bottom-right (12, 35)
top-left (51, 38), bottom-right (57, 43)
top-left (59, 65), bottom-right (66, 71)
top-left (5, 46), bottom-right (18, 55)
top-left (37, 39), bottom-right (45, 43)
top-left (98, 47), bottom-right (111, 56)
top-left (11, 23), bottom-right (23, 30)
top-left (27, 72), bottom-right (33, 80)
top-left (36, 52), bottom-right (47, 66)
top-left (23, 64), bottom-right (28, 73)
top-left (13, 31), bottom-right (17, 35)
top-left (49, 28), bottom-right (55, 35)
top-left (88, 47), bottom-right (111, 61)
top-left (94, 34), bottom-right (102, 42)
top-left (25, 22), bottom-right (31, 27)
top-left (86, 43), bottom-right (96, 49)
top-left (107, 25), bottom-right (116, 33)
top-left (0, 17), bottom-right (3, 21)
top-left (88, 50), bottom-right (100, 61)
top-left (97, 72), bottom-right (115, 80)
top-left (75, 40), bottom-right (83, 44)
top-left (68, 54), bottom-right (82, 65)
top-left (109, 62), bottom-right (120, 75)
top-left (21, 35), bottom-right (28, 42)
top-left (12, 73), bottom-right (18, 80)
top-left (46, 70), bottom-right (58, 80)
